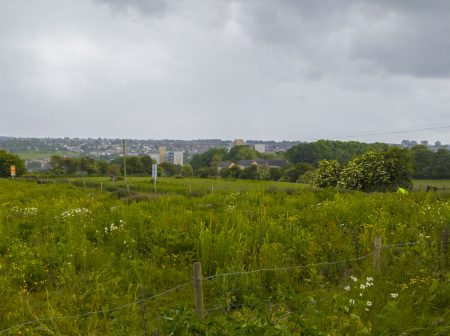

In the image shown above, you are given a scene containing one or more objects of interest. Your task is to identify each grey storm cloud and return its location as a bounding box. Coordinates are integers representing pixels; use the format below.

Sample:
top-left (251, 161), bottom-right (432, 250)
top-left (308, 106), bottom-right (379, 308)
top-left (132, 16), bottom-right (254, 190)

top-left (1, 0), bottom-right (450, 141)
top-left (92, 0), bottom-right (169, 16)
top-left (92, 0), bottom-right (450, 79)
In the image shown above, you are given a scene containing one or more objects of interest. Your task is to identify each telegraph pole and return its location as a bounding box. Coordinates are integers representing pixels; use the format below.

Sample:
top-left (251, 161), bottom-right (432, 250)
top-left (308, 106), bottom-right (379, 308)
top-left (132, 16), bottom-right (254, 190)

top-left (122, 139), bottom-right (127, 184)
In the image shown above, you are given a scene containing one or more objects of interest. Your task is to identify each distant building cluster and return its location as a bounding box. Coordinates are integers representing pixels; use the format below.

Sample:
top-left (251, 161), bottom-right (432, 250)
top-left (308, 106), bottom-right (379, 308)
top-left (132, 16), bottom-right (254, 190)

top-left (401, 139), bottom-right (449, 151)
top-left (157, 147), bottom-right (184, 165)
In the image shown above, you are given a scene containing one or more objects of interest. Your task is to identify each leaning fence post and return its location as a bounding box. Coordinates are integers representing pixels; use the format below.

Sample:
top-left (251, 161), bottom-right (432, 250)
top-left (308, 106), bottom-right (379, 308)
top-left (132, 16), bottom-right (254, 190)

top-left (193, 262), bottom-right (205, 319)
top-left (373, 236), bottom-right (382, 271)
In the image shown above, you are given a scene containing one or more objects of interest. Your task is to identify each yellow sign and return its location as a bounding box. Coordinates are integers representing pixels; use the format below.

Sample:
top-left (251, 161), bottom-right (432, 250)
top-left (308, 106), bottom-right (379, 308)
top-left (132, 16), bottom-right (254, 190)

top-left (10, 165), bottom-right (16, 177)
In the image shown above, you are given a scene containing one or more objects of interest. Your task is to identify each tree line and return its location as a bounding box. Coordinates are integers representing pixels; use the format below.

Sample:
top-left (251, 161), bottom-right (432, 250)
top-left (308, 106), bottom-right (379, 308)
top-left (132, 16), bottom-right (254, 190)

top-left (48, 155), bottom-right (193, 178)
top-left (1, 140), bottom-right (450, 183)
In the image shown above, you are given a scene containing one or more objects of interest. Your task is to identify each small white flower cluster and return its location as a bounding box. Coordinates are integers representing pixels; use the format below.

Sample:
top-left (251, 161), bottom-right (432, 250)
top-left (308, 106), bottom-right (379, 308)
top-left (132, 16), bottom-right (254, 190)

top-left (390, 293), bottom-right (398, 299)
top-left (61, 208), bottom-right (90, 218)
top-left (225, 192), bottom-right (240, 211)
top-left (104, 220), bottom-right (125, 234)
top-left (10, 206), bottom-right (38, 216)
top-left (345, 276), bottom-right (375, 312)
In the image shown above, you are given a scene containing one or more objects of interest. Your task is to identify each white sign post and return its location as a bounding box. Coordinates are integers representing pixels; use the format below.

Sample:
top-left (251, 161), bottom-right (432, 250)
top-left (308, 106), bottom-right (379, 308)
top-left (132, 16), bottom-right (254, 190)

top-left (151, 164), bottom-right (157, 194)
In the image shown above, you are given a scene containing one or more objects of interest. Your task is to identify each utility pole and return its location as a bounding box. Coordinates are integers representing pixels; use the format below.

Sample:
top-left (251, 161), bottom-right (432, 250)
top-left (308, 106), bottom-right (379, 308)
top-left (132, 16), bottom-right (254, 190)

top-left (123, 139), bottom-right (127, 184)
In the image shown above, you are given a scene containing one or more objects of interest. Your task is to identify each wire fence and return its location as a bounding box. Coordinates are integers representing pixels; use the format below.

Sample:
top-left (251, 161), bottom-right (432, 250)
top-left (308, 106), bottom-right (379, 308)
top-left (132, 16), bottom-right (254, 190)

top-left (0, 239), bottom-right (437, 334)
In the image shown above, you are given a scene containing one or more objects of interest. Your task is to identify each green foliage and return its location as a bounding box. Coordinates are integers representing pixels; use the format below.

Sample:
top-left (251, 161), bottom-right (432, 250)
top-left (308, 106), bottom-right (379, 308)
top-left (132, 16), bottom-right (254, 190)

top-left (180, 164), bottom-right (194, 177)
top-left (337, 149), bottom-right (411, 191)
top-left (240, 165), bottom-right (258, 180)
top-left (228, 145), bottom-right (258, 162)
top-left (286, 140), bottom-right (389, 165)
top-left (411, 145), bottom-right (450, 179)
top-left (190, 148), bottom-right (229, 172)
top-left (160, 162), bottom-right (178, 177)
top-left (281, 163), bottom-right (315, 183)
top-left (312, 160), bottom-right (342, 188)
top-left (220, 165), bottom-right (242, 179)
top-left (0, 150), bottom-right (26, 177)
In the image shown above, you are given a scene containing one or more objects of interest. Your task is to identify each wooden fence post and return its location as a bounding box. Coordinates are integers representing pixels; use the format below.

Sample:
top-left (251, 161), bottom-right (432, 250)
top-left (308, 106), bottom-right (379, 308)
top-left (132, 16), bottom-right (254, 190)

top-left (442, 228), bottom-right (449, 271)
top-left (193, 262), bottom-right (205, 319)
top-left (373, 236), bottom-right (382, 271)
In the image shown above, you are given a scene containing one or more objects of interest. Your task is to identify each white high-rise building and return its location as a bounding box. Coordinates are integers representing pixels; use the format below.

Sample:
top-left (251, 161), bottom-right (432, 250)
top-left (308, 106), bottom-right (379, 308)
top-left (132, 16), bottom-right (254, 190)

top-left (254, 144), bottom-right (266, 153)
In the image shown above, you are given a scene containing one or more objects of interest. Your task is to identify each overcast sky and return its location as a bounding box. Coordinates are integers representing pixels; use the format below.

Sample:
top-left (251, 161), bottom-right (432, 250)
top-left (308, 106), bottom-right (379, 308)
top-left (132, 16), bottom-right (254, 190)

top-left (1, 0), bottom-right (450, 143)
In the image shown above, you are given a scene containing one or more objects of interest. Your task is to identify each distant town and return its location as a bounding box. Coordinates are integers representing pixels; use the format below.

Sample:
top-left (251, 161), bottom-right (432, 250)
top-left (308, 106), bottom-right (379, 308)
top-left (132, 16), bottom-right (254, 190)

top-left (0, 136), bottom-right (448, 172)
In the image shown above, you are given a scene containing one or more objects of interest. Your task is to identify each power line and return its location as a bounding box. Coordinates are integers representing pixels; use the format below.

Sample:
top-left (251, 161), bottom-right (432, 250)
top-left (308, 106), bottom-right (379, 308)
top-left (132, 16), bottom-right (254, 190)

top-left (304, 122), bottom-right (450, 142)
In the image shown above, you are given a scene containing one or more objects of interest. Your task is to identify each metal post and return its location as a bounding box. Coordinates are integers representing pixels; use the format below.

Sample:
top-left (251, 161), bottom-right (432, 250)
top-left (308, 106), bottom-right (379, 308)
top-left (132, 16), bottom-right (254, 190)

top-left (123, 139), bottom-right (127, 184)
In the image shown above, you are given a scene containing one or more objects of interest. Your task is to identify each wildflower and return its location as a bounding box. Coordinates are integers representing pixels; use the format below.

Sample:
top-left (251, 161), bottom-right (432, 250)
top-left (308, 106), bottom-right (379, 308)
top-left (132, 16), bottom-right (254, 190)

top-left (344, 285), bottom-right (351, 291)
top-left (366, 301), bottom-right (372, 306)
top-left (360, 284), bottom-right (366, 290)
top-left (344, 306), bottom-right (349, 312)
top-left (366, 277), bottom-right (373, 282)
top-left (350, 276), bottom-right (357, 282)
top-left (359, 293), bottom-right (363, 297)
top-left (349, 299), bottom-right (355, 305)
top-left (365, 308), bottom-right (370, 311)
top-left (390, 293), bottom-right (398, 298)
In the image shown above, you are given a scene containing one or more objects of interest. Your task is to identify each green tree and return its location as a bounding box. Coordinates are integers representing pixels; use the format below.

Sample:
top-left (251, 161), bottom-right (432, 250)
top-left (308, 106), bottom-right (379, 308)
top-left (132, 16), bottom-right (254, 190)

top-left (139, 155), bottom-right (154, 175)
top-left (97, 160), bottom-right (109, 176)
top-left (281, 163), bottom-right (315, 182)
top-left (125, 157), bottom-right (145, 175)
top-left (0, 150), bottom-right (26, 177)
top-left (410, 145), bottom-right (434, 178)
top-left (190, 148), bottom-right (229, 172)
top-left (286, 140), bottom-right (389, 165)
top-left (268, 167), bottom-right (282, 181)
top-left (180, 164), bottom-right (193, 177)
top-left (431, 149), bottom-right (450, 178)
top-left (108, 164), bottom-right (120, 179)
top-left (50, 155), bottom-right (63, 175)
top-left (228, 145), bottom-right (258, 162)
top-left (62, 157), bottom-right (80, 175)
top-left (160, 162), bottom-right (178, 177)
top-left (240, 165), bottom-right (258, 180)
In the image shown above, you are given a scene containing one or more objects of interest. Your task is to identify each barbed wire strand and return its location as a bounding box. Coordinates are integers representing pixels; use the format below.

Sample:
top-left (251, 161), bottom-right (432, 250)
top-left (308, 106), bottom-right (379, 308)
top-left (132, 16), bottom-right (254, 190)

top-left (0, 242), bottom-right (430, 334)
top-left (0, 282), bottom-right (192, 335)
top-left (203, 254), bottom-right (372, 281)
top-left (381, 241), bottom-right (425, 248)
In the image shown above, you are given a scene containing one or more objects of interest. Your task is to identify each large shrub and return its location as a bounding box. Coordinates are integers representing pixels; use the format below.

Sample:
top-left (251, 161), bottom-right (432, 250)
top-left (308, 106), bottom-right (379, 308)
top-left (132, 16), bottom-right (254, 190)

top-left (337, 149), bottom-right (411, 191)
top-left (312, 160), bottom-right (342, 188)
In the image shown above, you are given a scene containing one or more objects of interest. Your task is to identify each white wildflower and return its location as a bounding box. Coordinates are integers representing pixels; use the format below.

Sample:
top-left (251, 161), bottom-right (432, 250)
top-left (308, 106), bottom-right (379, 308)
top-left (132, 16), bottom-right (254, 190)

top-left (366, 301), bottom-right (372, 306)
top-left (350, 276), bottom-right (357, 282)
top-left (390, 293), bottom-right (398, 299)
top-left (344, 285), bottom-right (351, 291)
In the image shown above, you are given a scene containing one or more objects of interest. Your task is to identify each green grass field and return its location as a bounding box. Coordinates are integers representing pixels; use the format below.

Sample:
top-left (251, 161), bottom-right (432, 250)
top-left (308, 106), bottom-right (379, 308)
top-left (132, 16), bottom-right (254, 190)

top-left (413, 179), bottom-right (450, 190)
top-left (15, 151), bottom-right (78, 160)
top-left (0, 178), bottom-right (449, 335)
